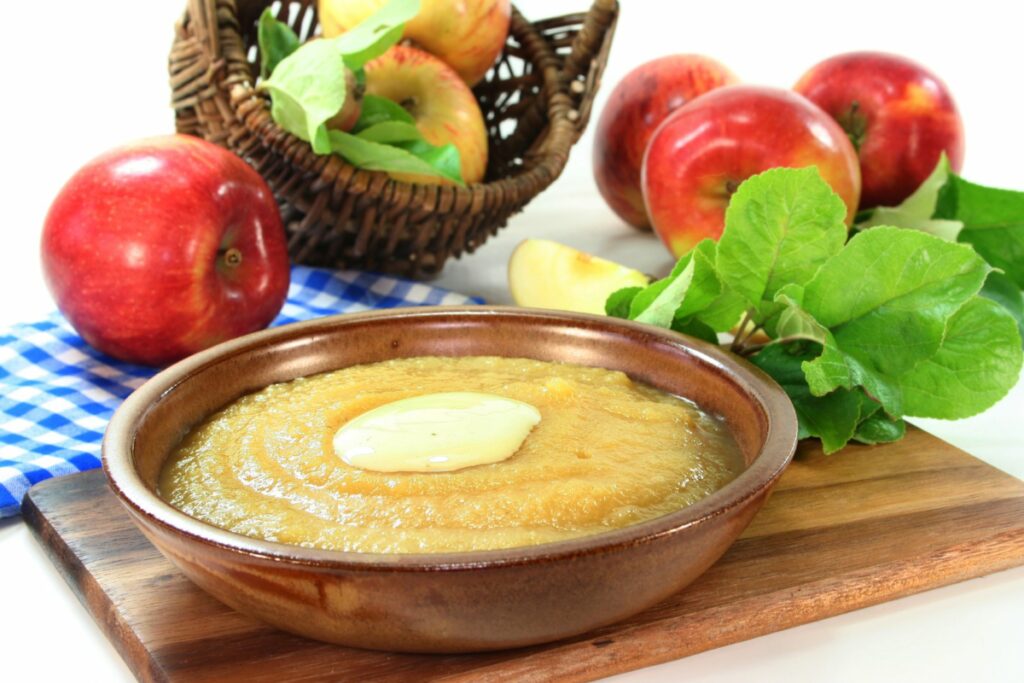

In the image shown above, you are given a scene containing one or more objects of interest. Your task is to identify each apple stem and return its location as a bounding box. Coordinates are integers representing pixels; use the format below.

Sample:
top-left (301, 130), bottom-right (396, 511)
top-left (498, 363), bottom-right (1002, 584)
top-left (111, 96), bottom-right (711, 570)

top-left (222, 247), bottom-right (242, 268)
top-left (837, 101), bottom-right (868, 153)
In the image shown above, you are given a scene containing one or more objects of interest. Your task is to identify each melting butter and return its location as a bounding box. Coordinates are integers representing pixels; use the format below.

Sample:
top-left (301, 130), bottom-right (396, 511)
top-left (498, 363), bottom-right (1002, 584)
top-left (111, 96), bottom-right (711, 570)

top-left (333, 392), bottom-right (542, 473)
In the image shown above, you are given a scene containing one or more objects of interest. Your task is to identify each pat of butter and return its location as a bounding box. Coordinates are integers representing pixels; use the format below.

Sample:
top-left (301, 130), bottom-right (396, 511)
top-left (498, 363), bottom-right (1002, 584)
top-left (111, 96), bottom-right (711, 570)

top-left (333, 392), bottom-right (541, 473)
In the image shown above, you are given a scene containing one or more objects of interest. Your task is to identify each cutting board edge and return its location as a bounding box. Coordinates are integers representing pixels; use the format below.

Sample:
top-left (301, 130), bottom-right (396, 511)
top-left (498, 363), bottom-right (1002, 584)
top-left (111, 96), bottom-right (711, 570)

top-left (439, 525), bottom-right (1024, 683)
top-left (23, 476), bottom-right (169, 683)
top-left (21, 470), bottom-right (1024, 683)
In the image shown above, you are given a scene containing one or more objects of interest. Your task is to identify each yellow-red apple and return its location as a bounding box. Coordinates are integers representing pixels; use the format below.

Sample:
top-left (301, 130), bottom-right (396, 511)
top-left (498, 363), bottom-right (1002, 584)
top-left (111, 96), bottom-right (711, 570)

top-left (593, 55), bottom-right (738, 231)
top-left (364, 45), bottom-right (488, 184)
top-left (320, 0), bottom-right (510, 86)
top-left (794, 51), bottom-right (965, 209)
top-left (642, 85), bottom-right (861, 257)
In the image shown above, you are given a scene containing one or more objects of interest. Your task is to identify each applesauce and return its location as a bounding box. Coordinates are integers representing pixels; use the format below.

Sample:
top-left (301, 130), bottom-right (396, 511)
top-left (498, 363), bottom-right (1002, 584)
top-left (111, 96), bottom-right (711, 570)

top-left (158, 356), bottom-right (744, 553)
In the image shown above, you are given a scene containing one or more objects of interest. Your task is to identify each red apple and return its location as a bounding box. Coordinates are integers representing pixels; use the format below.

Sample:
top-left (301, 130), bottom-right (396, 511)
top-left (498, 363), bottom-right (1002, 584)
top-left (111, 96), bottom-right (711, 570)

top-left (794, 52), bottom-right (965, 208)
top-left (41, 135), bottom-right (290, 366)
top-left (364, 45), bottom-right (489, 185)
top-left (593, 54), bottom-right (738, 230)
top-left (642, 85), bottom-right (861, 257)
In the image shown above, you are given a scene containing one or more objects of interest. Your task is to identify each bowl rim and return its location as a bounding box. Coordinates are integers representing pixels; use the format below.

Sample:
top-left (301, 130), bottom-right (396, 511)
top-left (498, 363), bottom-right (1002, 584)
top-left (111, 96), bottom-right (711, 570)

top-left (103, 306), bottom-right (797, 571)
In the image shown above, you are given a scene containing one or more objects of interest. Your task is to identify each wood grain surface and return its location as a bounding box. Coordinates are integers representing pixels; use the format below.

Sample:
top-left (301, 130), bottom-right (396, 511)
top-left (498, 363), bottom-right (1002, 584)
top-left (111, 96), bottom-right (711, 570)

top-left (22, 427), bottom-right (1024, 682)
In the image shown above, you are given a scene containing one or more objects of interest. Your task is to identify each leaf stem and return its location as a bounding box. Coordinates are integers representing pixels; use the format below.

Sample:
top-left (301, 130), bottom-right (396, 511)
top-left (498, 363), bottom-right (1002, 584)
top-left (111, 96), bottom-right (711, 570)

top-left (741, 336), bottom-right (802, 355)
top-left (730, 309), bottom-right (773, 355)
top-left (729, 310), bottom-right (755, 354)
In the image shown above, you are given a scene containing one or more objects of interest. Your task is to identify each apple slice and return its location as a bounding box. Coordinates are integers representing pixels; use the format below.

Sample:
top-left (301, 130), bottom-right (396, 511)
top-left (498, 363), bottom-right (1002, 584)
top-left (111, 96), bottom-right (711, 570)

top-left (508, 239), bottom-right (649, 315)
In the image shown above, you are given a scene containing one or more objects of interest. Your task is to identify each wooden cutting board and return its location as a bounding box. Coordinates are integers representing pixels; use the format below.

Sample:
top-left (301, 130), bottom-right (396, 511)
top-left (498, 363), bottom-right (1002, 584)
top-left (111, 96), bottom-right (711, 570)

top-left (23, 427), bottom-right (1024, 683)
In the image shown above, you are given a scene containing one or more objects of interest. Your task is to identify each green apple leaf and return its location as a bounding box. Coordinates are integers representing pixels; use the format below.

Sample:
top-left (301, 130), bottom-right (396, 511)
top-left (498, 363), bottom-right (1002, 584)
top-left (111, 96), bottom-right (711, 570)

top-left (855, 156), bottom-right (1024, 289)
top-left (716, 167), bottom-right (848, 307)
top-left (798, 323), bottom-right (912, 418)
top-left (605, 286), bottom-right (642, 319)
top-left (853, 411), bottom-right (906, 445)
top-left (896, 296), bottom-right (1022, 419)
top-left (800, 227), bottom-right (990, 411)
top-left (670, 317), bottom-right (719, 345)
top-left (327, 131), bottom-right (464, 185)
top-left (751, 343), bottom-right (865, 454)
top-left (675, 240), bottom-right (724, 319)
top-left (607, 238), bottom-right (738, 335)
top-left (333, 0), bottom-right (421, 70)
top-left (257, 9), bottom-right (301, 79)
top-left (630, 239), bottom-right (720, 326)
top-left (773, 291), bottom-right (828, 345)
top-left (768, 286), bottom-right (901, 412)
top-left (356, 121), bottom-right (424, 144)
top-left (262, 39), bottom-right (347, 153)
top-left (353, 94), bottom-right (415, 132)
top-left (395, 140), bottom-right (464, 184)
top-left (753, 342), bottom-right (907, 453)
top-left (979, 271), bottom-right (1024, 345)
top-left (857, 154), bottom-right (963, 241)
top-left (697, 288), bottom-right (749, 333)
top-left (631, 258), bottom-right (696, 327)
top-left (936, 174), bottom-right (1024, 288)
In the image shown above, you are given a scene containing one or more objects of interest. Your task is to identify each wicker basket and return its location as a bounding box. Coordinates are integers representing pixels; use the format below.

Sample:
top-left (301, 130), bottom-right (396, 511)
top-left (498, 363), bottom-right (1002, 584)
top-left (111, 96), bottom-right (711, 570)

top-left (169, 0), bottom-right (618, 278)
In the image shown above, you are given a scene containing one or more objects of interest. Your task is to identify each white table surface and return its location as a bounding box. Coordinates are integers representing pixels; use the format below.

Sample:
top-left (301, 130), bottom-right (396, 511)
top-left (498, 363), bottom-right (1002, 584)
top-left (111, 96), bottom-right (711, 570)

top-left (2, 1), bottom-right (1022, 680)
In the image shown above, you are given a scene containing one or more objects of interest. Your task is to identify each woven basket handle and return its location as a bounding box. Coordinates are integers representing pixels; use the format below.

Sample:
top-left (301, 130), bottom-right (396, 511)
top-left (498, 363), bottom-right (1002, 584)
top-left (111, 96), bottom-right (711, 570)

top-left (170, 0), bottom-right (231, 138)
top-left (561, 0), bottom-right (619, 139)
top-left (186, 0), bottom-right (220, 55)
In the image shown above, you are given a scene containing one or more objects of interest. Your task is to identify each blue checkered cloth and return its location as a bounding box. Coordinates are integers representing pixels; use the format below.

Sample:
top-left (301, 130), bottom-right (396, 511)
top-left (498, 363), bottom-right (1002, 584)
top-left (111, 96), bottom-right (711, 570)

top-left (0, 266), bottom-right (480, 517)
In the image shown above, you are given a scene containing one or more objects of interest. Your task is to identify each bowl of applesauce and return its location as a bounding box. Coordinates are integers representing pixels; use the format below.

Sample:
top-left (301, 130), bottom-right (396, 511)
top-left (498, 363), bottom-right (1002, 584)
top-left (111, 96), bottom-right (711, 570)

top-left (103, 307), bottom-right (797, 653)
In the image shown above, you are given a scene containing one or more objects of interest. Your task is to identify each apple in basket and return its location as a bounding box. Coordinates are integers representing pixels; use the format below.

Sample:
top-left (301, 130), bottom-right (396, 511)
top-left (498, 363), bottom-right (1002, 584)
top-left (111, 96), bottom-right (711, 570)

top-left (319, 0), bottom-right (511, 86)
top-left (40, 135), bottom-right (291, 366)
top-left (364, 44), bottom-right (489, 185)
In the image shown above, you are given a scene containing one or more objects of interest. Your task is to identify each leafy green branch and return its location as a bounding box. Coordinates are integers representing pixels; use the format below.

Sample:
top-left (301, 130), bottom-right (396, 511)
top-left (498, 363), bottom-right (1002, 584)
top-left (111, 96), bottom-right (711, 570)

top-left (607, 167), bottom-right (1023, 454)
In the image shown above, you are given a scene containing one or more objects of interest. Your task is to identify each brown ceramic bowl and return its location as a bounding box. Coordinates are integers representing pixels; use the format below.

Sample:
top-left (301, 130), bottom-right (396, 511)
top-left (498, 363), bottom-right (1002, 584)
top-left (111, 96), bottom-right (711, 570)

top-left (103, 307), bottom-right (797, 653)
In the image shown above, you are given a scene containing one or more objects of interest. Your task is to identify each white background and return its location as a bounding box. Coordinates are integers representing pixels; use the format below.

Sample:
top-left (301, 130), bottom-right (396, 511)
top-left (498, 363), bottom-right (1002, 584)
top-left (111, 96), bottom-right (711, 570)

top-left (2, 0), bottom-right (1022, 681)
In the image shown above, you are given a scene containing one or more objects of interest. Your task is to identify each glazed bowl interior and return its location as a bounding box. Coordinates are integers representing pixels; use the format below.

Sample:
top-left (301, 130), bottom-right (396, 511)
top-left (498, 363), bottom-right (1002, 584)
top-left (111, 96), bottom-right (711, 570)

top-left (102, 307), bottom-right (797, 651)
